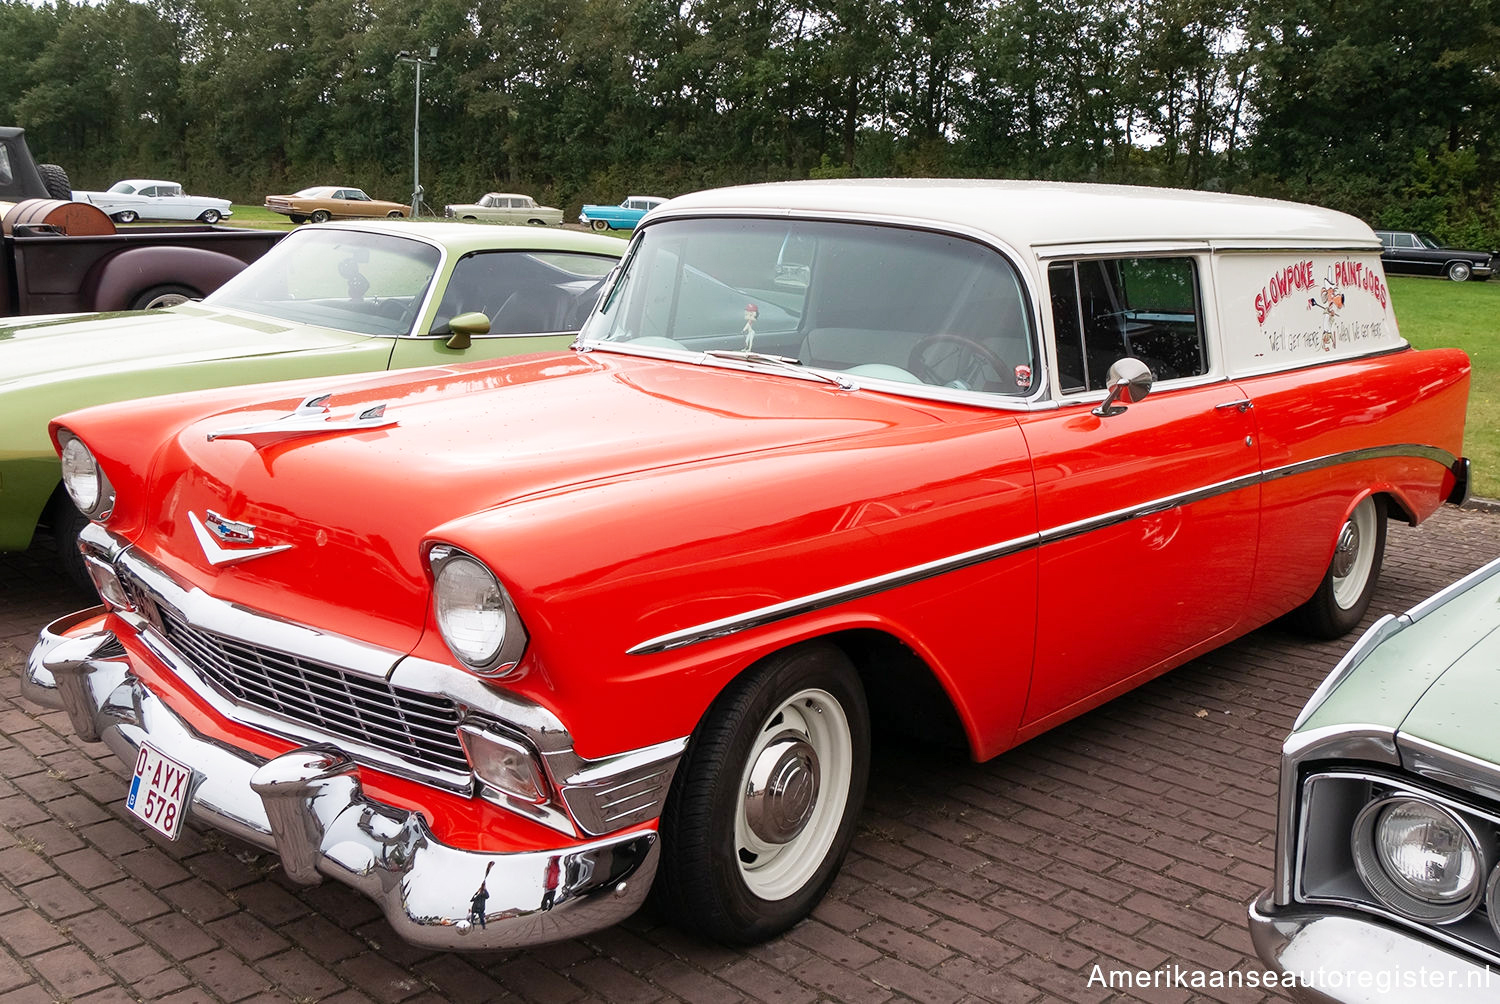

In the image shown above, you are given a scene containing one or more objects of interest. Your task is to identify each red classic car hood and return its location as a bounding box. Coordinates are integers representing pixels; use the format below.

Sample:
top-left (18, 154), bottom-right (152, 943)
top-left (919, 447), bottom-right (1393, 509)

top-left (131, 351), bottom-right (953, 653)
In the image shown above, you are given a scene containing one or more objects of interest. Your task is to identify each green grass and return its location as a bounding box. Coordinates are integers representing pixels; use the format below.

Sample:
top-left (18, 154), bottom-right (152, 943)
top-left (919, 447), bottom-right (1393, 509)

top-left (1389, 275), bottom-right (1500, 499)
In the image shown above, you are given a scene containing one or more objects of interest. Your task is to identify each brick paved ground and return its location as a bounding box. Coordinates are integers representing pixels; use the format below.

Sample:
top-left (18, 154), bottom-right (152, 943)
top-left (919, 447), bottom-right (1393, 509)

top-left (0, 506), bottom-right (1497, 1004)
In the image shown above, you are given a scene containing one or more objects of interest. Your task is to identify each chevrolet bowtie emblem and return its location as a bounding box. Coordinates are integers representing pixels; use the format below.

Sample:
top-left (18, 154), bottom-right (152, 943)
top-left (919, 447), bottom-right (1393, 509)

top-left (189, 510), bottom-right (292, 566)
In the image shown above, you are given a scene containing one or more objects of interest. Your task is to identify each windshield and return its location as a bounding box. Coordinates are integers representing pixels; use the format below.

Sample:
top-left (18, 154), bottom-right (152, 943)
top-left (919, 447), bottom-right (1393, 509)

top-left (579, 218), bottom-right (1036, 397)
top-left (203, 229), bottom-right (440, 335)
top-left (1416, 233), bottom-right (1443, 250)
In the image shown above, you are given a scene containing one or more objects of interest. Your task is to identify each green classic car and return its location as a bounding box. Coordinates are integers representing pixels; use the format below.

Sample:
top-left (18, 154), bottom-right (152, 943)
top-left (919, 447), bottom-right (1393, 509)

top-left (1251, 556), bottom-right (1500, 1000)
top-left (1, 220), bottom-right (622, 586)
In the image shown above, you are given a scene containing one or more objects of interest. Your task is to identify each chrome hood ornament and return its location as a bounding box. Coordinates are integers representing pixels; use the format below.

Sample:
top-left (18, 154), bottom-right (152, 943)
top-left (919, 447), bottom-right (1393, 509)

top-left (189, 510), bottom-right (292, 566)
top-left (207, 392), bottom-right (396, 448)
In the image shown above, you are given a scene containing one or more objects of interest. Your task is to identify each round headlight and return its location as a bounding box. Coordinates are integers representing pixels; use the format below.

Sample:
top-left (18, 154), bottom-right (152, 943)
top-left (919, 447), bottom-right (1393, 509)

top-left (1352, 796), bottom-right (1485, 923)
top-left (435, 556), bottom-right (506, 665)
top-left (59, 435), bottom-right (114, 519)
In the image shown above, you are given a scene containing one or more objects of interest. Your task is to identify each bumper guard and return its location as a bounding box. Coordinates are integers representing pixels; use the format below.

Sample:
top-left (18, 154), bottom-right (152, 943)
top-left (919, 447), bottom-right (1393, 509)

top-left (24, 609), bottom-right (658, 951)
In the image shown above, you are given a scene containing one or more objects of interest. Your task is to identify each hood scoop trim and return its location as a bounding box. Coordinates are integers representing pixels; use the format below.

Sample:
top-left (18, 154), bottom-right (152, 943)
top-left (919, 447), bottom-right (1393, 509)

top-left (207, 392), bottom-right (396, 448)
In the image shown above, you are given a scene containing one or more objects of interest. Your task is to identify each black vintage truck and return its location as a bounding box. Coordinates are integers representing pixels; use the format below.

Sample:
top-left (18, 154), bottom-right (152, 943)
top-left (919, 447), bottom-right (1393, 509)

top-left (0, 127), bottom-right (282, 314)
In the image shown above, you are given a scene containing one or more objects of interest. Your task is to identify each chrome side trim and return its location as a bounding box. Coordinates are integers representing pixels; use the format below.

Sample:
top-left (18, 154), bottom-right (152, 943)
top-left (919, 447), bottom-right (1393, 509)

top-left (630, 443), bottom-right (1459, 656)
top-left (627, 531), bottom-right (1039, 655)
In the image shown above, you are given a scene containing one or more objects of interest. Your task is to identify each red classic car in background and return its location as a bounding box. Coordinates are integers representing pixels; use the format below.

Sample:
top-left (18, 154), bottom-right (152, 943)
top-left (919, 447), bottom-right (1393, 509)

top-left (26, 180), bottom-right (1470, 950)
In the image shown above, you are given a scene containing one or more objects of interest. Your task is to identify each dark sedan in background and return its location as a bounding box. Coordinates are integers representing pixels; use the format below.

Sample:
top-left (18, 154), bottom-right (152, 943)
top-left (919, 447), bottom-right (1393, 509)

top-left (1375, 229), bottom-right (1493, 282)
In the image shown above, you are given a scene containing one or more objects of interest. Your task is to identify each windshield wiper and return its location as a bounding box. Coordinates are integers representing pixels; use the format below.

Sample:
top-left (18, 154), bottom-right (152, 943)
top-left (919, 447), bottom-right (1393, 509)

top-left (701, 349), bottom-right (854, 390)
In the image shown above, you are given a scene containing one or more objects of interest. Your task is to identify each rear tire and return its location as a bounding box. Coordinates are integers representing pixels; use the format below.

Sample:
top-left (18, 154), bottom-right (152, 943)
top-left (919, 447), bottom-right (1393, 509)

top-left (289, 214), bottom-right (308, 224)
top-left (37, 163), bottom-right (71, 200)
top-left (1291, 496), bottom-right (1386, 639)
top-left (112, 210), bottom-right (139, 224)
top-left (654, 642), bottom-right (869, 945)
top-left (309, 210), bottom-right (332, 224)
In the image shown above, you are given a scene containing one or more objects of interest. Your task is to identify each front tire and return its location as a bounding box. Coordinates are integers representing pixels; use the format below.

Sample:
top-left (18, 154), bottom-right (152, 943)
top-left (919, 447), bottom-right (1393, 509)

top-left (46, 494), bottom-right (92, 594)
top-left (1291, 496), bottom-right (1387, 639)
top-left (387, 210), bottom-right (404, 218)
top-left (1448, 261), bottom-right (1472, 282)
top-left (591, 219), bottom-right (610, 232)
top-left (198, 209), bottom-right (222, 224)
top-left (654, 642), bottom-right (869, 945)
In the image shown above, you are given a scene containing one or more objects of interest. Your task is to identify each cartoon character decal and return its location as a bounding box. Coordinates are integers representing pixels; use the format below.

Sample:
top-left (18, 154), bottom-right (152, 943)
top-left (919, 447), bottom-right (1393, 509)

top-left (1308, 267), bottom-right (1346, 349)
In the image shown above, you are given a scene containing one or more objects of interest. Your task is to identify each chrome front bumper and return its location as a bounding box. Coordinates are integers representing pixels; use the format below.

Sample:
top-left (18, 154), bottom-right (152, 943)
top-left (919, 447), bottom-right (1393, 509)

top-left (1249, 892), bottom-right (1500, 1003)
top-left (24, 609), bottom-right (659, 951)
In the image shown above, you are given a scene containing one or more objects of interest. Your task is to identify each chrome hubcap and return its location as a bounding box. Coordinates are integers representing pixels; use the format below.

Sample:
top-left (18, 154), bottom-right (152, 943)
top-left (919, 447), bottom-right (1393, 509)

top-left (1332, 520), bottom-right (1360, 578)
top-left (743, 735), bottom-right (820, 844)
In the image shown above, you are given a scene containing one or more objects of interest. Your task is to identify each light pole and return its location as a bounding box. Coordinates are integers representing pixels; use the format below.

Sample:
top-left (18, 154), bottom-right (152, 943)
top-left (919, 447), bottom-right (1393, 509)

top-left (395, 46), bottom-right (438, 217)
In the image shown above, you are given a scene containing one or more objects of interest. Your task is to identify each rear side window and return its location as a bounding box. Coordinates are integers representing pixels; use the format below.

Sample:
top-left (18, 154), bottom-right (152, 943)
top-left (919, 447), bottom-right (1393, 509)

top-left (1047, 257), bottom-right (1207, 393)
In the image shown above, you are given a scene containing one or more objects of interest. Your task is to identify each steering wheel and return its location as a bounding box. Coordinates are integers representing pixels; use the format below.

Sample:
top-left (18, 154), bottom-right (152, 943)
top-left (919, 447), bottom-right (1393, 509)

top-left (908, 333), bottom-right (1013, 392)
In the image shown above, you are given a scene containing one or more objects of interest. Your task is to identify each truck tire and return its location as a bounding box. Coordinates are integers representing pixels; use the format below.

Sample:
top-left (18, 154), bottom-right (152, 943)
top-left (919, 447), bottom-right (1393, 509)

top-left (37, 163), bottom-right (71, 200)
top-left (130, 284), bottom-right (197, 310)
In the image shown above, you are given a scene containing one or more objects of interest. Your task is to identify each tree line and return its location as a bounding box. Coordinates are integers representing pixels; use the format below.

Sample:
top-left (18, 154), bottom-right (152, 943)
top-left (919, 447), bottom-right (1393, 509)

top-left (3, 0), bottom-right (1498, 245)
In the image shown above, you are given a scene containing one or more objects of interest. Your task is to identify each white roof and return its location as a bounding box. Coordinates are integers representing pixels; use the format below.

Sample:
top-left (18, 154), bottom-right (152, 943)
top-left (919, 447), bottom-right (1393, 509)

top-left (654, 179), bottom-right (1378, 251)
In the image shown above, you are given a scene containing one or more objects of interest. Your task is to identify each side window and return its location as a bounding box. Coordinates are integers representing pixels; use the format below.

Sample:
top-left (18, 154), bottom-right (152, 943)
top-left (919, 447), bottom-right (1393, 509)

top-left (1392, 233), bottom-right (1416, 249)
top-left (0, 144), bottom-right (11, 186)
top-left (1049, 257), bottom-right (1207, 392)
top-left (430, 251), bottom-right (613, 336)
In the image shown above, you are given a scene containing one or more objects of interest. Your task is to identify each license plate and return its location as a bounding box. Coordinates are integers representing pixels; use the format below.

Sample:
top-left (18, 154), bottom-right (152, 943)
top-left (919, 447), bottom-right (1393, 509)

top-left (126, 743), bottom-right (194, 841)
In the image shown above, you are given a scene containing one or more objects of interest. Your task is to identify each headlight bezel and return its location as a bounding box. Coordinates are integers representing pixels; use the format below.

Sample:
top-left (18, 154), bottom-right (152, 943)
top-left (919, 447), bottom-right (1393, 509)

top-left (56, 430), bottom-right (116, 522)
top-left (1351, 794), bottom-right (1488, 924)
top-left (428, 544), bottom-right (528, 677)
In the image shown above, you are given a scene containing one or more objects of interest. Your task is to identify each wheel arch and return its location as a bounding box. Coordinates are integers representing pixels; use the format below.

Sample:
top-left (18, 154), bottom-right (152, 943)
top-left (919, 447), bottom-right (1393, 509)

top-left (698, 627), bottom-right (974, 760)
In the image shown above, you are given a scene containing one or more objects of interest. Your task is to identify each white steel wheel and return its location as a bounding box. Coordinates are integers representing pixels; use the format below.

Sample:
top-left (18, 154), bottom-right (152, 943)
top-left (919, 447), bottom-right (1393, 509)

top-left (732, 687), bottom-right (853, 900)
top-left (1330, 497), bottom-right (1379, 610)
top-left (1292, 495), bottom-right (1386, 639)
top-left (654, 642), bottom-right (869, 945)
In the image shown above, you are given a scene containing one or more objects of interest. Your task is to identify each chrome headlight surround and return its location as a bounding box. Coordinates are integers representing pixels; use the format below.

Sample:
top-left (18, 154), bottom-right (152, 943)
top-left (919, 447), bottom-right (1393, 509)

top-left (1351, 795), bottom-right (1488, 923)
top-left (56, 430), bottom-right (116, 522)
top-left (428, 544), bottom-right (528, 677)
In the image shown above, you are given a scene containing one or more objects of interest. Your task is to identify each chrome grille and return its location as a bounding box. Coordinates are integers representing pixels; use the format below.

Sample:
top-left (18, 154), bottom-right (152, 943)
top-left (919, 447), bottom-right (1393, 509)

top-left (153, 603), bottom-right (471, 776)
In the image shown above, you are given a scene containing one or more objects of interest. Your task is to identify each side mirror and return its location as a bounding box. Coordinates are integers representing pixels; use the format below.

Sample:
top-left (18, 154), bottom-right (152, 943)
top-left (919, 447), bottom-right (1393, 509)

top-left (444, 311), bottom-right (491, 350)
top-left (1092, 358), bottom-right (1154, 418)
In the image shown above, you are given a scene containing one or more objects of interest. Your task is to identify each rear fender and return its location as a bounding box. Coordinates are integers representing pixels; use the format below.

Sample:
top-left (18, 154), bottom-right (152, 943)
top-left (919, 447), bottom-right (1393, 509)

top-left (82, 246), bottom-right (249, 311)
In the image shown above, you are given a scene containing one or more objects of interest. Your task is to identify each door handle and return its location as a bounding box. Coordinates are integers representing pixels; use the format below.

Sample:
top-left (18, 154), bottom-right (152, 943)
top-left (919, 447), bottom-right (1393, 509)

top-left (1215, 399), bottom-right (1252, 413)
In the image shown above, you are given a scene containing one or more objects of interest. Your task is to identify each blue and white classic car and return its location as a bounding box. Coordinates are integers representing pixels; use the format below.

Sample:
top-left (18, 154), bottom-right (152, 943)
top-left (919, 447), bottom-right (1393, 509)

top-left (577, 195), bottom-right (665, 231)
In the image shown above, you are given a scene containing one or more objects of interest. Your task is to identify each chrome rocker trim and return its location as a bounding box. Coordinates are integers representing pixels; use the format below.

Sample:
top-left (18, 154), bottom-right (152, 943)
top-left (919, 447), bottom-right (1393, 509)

top-left (631, 442), bottom-right (1464, 655)
top-left (1248, 892), bottom-right (1500, 1004)
top-left (24, 613), bottom-right (657, 951)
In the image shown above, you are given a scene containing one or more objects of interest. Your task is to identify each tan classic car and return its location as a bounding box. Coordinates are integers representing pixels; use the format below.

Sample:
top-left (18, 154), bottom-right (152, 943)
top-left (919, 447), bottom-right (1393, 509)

top-left (444, 193), bottom-right (563, 226)
top-left (264, 186), bottom-right (409, 224)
